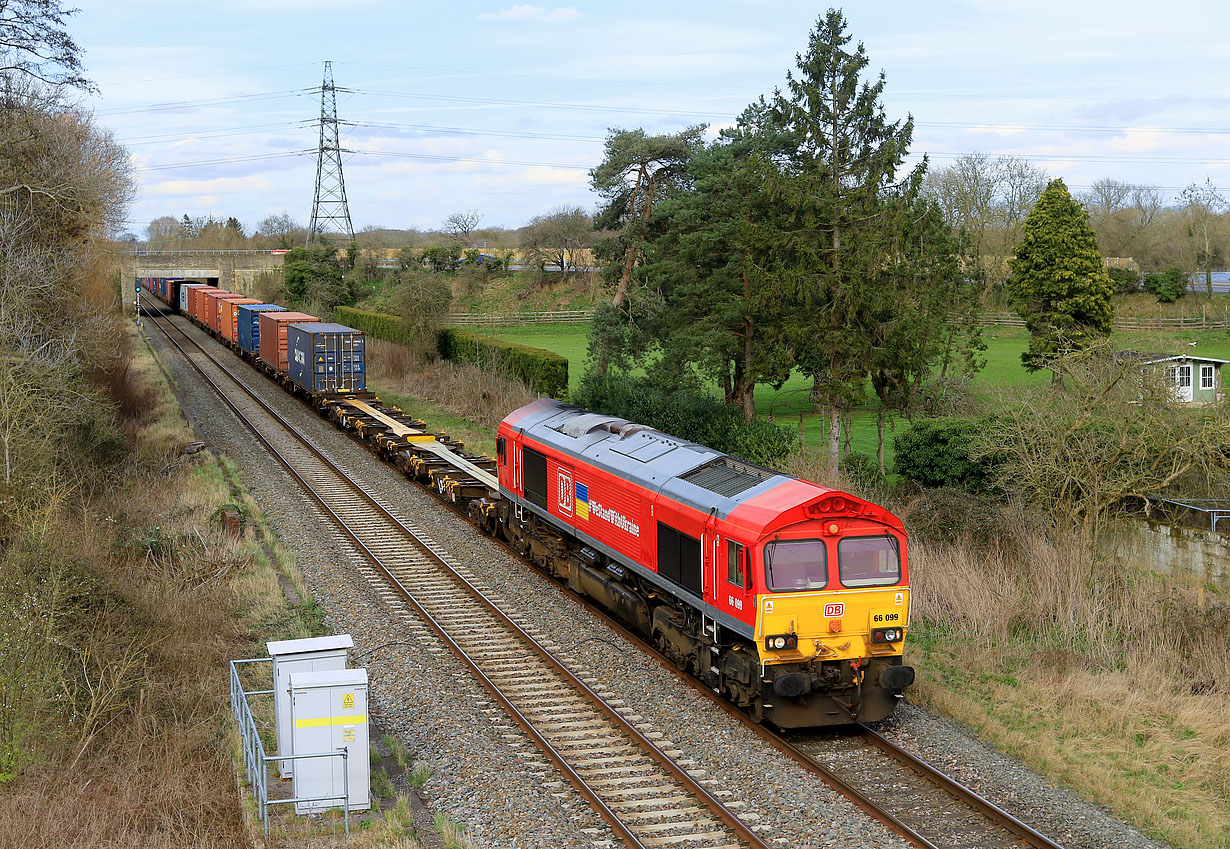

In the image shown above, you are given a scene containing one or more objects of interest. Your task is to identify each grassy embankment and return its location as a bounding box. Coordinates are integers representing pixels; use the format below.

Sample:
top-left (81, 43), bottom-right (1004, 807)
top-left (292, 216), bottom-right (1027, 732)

top-left (0, 323), bottom-right (463, 848)
top-left (358, 302), bottom-right (1230, 849)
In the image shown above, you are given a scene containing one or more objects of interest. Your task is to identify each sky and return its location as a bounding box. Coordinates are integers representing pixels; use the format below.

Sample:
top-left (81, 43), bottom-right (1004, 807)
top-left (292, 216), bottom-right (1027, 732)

top-left (70, 0), bottom-right (1230, 238)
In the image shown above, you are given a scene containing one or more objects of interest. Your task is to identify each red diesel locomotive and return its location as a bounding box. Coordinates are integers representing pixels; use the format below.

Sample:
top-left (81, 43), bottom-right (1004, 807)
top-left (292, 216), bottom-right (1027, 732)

top-left (477, 399), bottom-right (915, 728)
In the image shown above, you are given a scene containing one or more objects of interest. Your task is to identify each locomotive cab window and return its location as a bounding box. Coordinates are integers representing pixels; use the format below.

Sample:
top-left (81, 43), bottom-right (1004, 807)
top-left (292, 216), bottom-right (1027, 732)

top-left (763, 539), bottom-right (827, 592)
top-left (496, 436), bottom-right (506, 465)
top-left (726, 541), bottom-right (744, 588)
top-left (838, 535), bottom-right (901, 587)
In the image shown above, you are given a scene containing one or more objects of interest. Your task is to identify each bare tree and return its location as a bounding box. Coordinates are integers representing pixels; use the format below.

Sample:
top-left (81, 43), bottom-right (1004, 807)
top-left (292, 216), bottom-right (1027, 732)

top-left (1081, 177), bottom-right (1132, 217)
top-left (923, 152), bottom-right (1047, 296)
top-left (520, 205), bottom-right (593, 275)
top-left (442, 210), bottom-right (482, 246)
top-left (254, 212), bottom-right (302, 249)
top-left (1181, 178), bottom-right (1226, 295)
top-left (144, 215), bottom-right (183, 249)
top-left (0, 0), bottom-right (92, 91)
top-left (983, 341), bottom-right (1230, 540)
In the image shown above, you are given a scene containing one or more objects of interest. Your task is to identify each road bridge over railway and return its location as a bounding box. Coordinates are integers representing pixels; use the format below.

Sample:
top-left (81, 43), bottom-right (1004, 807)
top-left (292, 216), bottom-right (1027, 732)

top-left (121, 250), bottom-right (286, 293)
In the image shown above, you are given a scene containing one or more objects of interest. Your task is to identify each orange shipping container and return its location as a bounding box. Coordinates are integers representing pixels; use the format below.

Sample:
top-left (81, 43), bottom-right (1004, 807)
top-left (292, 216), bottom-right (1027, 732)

top-left (196, 290), bottom-right (230, 328)
top-left (258, 311), bottom-right (319, 373)
top-left (209, 292), bottom-right (248, 334)
top-left (188, 286), bottom-right (221, 323)
top-left (220, 298), bottom-right (262, 342)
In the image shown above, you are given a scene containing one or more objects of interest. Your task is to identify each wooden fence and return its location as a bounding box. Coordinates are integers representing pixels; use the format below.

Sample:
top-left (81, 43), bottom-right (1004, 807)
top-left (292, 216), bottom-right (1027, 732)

top-left (984, 312), bottom-right (1230, 331)
top-left (446, 308), bottom-right (1230, 330)
top-left (447, 309), bottom-right (594, 326)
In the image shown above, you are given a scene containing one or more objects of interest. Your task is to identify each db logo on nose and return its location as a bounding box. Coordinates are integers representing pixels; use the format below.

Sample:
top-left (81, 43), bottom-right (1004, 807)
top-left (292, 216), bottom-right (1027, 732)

top-left (824, 603), bottom-right (845, 617)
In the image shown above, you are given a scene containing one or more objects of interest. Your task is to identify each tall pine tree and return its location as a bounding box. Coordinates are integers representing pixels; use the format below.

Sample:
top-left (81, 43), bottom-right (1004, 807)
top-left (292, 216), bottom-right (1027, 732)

top-left (769, 8), bottom-right (924, 469)
top-left (1009, 178), bottom-right (1114, 372)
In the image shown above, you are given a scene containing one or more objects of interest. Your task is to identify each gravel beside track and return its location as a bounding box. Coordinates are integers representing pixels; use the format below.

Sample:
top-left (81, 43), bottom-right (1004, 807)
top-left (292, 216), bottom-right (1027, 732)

top-left (143, 313), bottom-right (1172, 849)
top-left (872, 705), bottom-right (1171, 849)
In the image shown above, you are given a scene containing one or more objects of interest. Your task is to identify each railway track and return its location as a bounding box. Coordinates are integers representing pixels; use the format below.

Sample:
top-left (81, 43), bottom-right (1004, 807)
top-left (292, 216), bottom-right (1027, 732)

top-left (779, 726), bottom-right (1067, 849)
top-left (140, 302), bottom-right (772, 849)
top-left (141, 300), bottom-right (1069, 849)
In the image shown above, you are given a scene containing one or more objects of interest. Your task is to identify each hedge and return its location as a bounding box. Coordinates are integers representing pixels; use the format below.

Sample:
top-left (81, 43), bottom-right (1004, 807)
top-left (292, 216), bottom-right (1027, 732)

top-left (438, 328), bottom-right (569, 398)
top-left (333, 306), bottom-right (413, 344)
top-left (334, 307), bottom-right (568, 397)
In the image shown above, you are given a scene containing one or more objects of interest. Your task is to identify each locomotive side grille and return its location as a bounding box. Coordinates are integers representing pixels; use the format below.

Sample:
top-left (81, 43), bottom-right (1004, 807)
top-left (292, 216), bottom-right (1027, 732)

top-left (679, 456), bottom-right (777, 497)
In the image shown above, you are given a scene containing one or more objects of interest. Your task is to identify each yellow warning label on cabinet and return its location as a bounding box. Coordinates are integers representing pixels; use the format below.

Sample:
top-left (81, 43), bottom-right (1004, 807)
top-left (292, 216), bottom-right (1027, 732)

top-left (342, 693), bottom-right (354, 709)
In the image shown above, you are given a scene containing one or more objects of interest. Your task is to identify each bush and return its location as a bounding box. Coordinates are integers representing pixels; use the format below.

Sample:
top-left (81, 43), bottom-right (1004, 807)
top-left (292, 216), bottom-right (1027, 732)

top-left (573, 374), bottom-right (793, 466)
top-left (1143, 267), bottom-right (1187, 303)
top-left (439, 328), bottom-right (569, 398)
top-left (893, 416), bottom-right (999, 493)
top-left (1107, 267), bottom-right (1140, 294)
top-left (333, 306), bottom-right (413, 344)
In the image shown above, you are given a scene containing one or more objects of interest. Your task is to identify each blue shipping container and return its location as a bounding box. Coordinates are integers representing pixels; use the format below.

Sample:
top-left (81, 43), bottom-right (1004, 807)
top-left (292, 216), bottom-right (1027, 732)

top-left (237, 303), bottom-right (286, 355)
top-left (287, 323), bottom-right (366, 394)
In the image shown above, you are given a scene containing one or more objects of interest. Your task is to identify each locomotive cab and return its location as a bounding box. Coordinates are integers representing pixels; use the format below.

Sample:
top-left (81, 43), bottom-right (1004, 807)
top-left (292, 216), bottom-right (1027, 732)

top-left (750, 506), bottom-right (914, 726)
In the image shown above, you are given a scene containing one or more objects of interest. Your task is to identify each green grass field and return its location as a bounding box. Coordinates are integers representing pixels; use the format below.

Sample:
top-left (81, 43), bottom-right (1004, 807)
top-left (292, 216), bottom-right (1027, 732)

top-left (483, 322), bottom-right (1230, 469)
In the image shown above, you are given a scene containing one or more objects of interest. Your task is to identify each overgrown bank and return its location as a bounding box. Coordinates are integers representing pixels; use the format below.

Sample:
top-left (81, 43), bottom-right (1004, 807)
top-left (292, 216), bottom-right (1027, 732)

top-left (0, 324), bottom-right (320, 846)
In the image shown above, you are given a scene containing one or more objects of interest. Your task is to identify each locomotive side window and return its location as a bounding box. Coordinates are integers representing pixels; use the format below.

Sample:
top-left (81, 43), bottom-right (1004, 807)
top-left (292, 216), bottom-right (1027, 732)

top-left (838, 535), bottom-right (901, 587)
top-left (657, 523), bottom-right (702, 597)
top-left (726, 541), bottom-right (744, 588)
top-left (523, 447), bottom-right (548, 509)
top-left (763, 539), bottom-right (827, 592)
top-left (496, 437), bottom-right (506, 465)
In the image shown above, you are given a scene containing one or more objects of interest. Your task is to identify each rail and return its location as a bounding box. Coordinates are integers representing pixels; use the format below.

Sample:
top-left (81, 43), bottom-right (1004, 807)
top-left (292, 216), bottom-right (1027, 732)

top-left (229, 659), bottom-right (351, 839)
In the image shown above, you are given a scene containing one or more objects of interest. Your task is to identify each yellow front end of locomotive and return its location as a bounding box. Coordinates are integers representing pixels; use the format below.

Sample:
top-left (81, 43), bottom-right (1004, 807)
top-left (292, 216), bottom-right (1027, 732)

top-left (754, 587), bottom-right (910, 665)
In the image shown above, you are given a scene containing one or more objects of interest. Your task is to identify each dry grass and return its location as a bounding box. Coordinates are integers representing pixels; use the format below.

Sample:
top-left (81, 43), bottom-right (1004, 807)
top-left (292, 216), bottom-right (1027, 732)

top-left (0, 325), bottom-right (315, 848)
top-left (906, 532), bottom-right (1230, 848)
top-left (778, 451), bottom-right (1230, 846)
top-left (366, 338), bottom-right (536, 437)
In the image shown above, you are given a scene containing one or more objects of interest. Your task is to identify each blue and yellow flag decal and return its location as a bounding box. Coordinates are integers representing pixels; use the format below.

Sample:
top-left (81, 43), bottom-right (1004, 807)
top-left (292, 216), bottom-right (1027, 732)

top-left (575, 482), bottom-right (589, 520)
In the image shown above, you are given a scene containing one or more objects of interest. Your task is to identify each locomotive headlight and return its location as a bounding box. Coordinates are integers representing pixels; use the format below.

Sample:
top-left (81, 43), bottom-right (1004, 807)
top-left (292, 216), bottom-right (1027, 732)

top-left (871, 628), bottom-right (903, 644)
top-left (765, 634), bottom-right (798, 651)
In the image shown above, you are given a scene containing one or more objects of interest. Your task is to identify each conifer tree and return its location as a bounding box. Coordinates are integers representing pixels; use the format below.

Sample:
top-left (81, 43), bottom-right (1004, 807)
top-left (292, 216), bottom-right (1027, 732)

top-left (769, 8), bottom-right (924, 469)
top-left (642, 102), bottom-right (794, 420)
top-left (1008, 178), bottom-right (1115, 372)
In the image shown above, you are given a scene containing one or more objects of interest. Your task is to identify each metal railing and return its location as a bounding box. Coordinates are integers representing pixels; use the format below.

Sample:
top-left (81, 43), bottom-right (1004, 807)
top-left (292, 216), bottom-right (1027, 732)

top-left (229, 659), bottom-right (351, 839)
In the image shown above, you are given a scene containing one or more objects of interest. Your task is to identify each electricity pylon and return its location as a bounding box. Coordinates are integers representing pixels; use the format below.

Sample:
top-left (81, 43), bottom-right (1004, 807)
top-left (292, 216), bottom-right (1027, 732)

top-left (306, 61), bottom-right (355, 246)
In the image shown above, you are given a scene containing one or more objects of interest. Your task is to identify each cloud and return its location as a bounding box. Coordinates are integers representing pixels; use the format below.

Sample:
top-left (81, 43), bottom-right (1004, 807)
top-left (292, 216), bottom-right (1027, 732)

top-left (479, 5), bottom-right (581, 22)
top-left (145, 175), bottom-right (274, 196)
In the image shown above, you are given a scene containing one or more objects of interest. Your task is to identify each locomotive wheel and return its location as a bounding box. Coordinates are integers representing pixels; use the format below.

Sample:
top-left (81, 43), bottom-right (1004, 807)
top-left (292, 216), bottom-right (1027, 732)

top-left (748, 697), bottom-right (765, 725)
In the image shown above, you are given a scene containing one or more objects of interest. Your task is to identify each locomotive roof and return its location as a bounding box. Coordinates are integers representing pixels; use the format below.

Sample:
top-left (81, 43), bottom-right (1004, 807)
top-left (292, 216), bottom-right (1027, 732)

top-left (505, 398), bottom-right (861, 529)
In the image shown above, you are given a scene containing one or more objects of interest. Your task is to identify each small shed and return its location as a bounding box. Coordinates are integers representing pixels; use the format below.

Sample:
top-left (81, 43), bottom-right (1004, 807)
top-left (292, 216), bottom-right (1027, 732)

top-left (1124, 352), bottom-right (1228, 403)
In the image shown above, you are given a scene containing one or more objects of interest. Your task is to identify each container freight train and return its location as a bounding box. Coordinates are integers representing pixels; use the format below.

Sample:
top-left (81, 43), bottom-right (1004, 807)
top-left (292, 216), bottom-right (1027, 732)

top-left (137, 277), bottom-right (915, 728)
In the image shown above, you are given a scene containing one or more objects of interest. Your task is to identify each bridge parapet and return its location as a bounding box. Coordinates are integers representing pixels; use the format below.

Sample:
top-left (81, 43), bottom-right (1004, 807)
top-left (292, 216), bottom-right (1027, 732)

top-left (121, 250), bottom-right (285, 294)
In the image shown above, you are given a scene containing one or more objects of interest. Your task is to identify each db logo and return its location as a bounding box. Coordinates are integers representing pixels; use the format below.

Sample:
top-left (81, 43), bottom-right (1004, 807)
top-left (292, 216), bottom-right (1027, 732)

top-left (556, 468), bottom-right (574, 517)
top-left (823, 602), bottom-right (845, 617)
